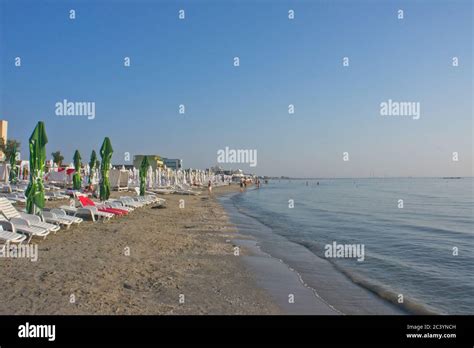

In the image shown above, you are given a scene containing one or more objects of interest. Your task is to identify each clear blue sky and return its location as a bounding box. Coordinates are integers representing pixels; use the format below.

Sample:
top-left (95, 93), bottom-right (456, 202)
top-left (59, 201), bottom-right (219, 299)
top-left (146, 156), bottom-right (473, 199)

top-left (0, 0), bottom-right (472, 177)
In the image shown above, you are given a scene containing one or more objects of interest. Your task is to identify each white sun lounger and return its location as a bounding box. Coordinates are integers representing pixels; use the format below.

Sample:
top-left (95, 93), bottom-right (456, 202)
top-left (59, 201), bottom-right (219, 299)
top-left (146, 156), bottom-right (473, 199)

top-left (82, 206), bottom-right (115, 221)
top-left (59, 205), bottom-right (113, 222)
top-left (131, 197), bottom-right (151, 206)
top-left (0, 198), bottom-right (60, 233)
top-left (42, 211), bottom-right (74, 229)
top-left (18, 212), bottom-right (61, 233)
top-left (0, 220), bottom-right (27, 243)
top-left (105, 200), bottom-right (134, 212)
top-left (117, 197), bottom-right (145, 208)
top-left (0, 214), bottom-right (49, 242)
top-left (45, 191), bottom-right (69, 200)
top-left (132, 188), bottom-right (166, 204)
top-left (50, 208), bottom-right (83, 224)
top-left (0, 193), bottom-right (27, 204)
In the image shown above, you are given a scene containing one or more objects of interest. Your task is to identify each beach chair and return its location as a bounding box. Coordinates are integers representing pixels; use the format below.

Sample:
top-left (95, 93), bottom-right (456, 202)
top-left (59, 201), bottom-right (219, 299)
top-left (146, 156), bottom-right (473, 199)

top-left (105, 200), bottom-right (135, 212)
top-left (45, 191), bottom-right (69, 200)
top-left (130, 197), bottom-right (150, 206)
top-left (132, 188), bottom-right (165, 204)
top-left (83, 206), bottom-right (116, 221)
top-left (1, 193), bottom-right (27, 204)
top-left (0, 214), bottom-right (49, 242)
top-left (0, 219), bottom-right (27, 243)
top-left (0, 198), bottom-right (60, 234)
top-left (118, 197), bottom-right (145, 208)
top-left (77, 196), bottom-right (128, 216)
top-left (42, 211), bottom-right (74, 229)
top-left (50, 208), bottom-right (83, 224)
top-left (59, 205), bottom-right (113, 222)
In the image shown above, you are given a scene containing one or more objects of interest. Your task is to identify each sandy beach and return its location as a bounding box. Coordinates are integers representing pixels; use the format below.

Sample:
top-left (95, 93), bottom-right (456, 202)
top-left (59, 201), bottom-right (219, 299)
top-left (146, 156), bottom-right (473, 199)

top-left (0, 185), bottom-right (282, 315)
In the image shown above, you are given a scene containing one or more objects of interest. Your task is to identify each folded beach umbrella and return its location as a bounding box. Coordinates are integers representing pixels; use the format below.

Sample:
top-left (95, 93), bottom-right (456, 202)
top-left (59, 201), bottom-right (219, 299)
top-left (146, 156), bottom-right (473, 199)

top-left (139, 156), bottom-right (150, 196)
top-left (157, 167), bottom-right (162, 187)
top-left (132, 167), bottom-right (138, 186)
top-left (73, 150), bottom-right (82, 190)
top-left (25, 121), bottom-right (48, 215)
top-left (99, 137), bottom-right (113, 201)
top-left (88, 150), bottom-right (97, 185)
top-left (8, 142), bottom-right (17, 184)
top-left (147, 165), bottom-right (153, 189)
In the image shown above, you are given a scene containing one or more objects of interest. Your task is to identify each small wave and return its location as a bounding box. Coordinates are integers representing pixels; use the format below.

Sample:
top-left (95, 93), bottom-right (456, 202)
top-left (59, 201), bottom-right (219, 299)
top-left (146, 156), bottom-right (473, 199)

top-left (293, 239), bottom-right (442, 314)
top-left (323, 261), bottom-right (441, 315)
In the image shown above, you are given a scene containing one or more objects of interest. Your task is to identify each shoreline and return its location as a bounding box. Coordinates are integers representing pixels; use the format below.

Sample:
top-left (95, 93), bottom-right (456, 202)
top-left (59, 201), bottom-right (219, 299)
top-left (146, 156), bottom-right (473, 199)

top-left (220, 189), bottom-right (408, 315)
top-left (0, 184), bottom-right (281, 315)
top-left (219, 190), bottom-right (341, 315)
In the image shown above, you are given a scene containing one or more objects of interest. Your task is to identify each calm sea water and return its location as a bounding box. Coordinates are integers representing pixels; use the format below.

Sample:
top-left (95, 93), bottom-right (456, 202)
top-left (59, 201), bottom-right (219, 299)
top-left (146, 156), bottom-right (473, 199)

top-left (223, 178), bottom-right (474, 315)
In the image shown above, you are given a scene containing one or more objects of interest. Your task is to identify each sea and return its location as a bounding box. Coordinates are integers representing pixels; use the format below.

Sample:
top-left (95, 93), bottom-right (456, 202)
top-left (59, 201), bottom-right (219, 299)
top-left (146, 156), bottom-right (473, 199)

top-left (219, 178), bottom-right (473, 315)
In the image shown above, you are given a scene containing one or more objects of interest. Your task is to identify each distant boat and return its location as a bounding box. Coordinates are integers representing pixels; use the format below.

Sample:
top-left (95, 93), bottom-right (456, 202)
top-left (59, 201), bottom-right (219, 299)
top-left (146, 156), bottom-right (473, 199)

top-left (442, 177), bottom-right (462, 179)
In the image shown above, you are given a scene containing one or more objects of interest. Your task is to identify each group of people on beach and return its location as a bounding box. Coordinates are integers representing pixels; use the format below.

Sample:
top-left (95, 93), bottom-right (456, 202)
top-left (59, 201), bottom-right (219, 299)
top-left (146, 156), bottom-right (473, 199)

top-left (206, 177), bottom-right (262, 195)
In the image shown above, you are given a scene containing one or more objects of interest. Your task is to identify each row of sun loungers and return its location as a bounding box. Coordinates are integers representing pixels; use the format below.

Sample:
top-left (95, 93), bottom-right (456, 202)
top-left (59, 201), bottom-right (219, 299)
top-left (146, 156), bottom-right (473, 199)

top-left (148, 185), bottom-right (202, 196)
top-left (0, 184), bottom-right (70, 204)
top-left (59, 193), bottom-right (164, 222)
top-left (0, 192), bottom-right (166, 243)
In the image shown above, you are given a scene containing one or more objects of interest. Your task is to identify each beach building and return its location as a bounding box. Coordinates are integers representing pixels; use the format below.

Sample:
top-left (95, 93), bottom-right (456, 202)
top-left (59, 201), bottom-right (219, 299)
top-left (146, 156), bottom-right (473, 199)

top-left (133, 155), bottom-right (164, 170)
top-left (113, 164), bottom-right (134, 170)
top-left (163, 158), bottom-right (182, 170)
top-left (0, 120), bottom-right (8, 161)
top-left (231, 169), bottom-right (245, 182)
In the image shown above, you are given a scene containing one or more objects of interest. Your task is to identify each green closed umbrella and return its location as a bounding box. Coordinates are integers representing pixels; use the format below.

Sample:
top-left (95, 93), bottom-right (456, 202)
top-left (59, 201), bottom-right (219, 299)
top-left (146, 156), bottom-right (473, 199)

top-left (73, 150), bottom-right (82, 190)
top-left (99, 137), bottom-right (113, 201)
top-left (88, 150), bottom-right (97, 185)
top-left (139, 156), bottom-right (150, 196)
top-left (25, 121), bottom-right (48, 215)
top-left (8, 143), bottom-right (17, 184)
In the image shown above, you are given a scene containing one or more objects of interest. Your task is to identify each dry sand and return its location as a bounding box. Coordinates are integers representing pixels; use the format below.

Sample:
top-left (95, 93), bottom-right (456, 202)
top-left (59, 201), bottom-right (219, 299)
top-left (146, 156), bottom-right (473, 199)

top-left (0, 185), bottom-right (281, 314)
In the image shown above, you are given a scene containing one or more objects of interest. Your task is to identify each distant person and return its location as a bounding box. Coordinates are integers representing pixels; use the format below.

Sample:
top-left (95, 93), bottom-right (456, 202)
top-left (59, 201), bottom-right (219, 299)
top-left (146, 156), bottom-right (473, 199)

top-left (208, 180), bottom-right (212, 196)
top-left (240, 179), bottom-right (244, 192)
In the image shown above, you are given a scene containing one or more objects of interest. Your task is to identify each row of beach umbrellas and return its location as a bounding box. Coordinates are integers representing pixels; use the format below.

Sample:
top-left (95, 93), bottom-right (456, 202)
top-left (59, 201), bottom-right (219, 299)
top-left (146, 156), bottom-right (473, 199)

top-left (22, 121), bottom-right (232, 216)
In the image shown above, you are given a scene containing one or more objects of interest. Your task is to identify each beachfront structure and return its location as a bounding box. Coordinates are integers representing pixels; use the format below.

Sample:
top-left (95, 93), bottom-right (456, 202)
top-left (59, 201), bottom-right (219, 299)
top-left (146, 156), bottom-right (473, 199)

top-left (232, 170), bottom-right (245, 182)
top-left (113, 164), bottom-right (134, 170)
top-left (163, 158), bottom-right (182, 170)
top-left (133, 155), bottom-right (164, 170)
top-left (0, 120), bottom-right (8, 161)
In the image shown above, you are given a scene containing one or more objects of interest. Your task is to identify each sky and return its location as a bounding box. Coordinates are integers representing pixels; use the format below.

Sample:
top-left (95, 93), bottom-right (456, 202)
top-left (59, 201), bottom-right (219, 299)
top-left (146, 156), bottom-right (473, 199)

top-left (0, 0), bottom-right (472, 177)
